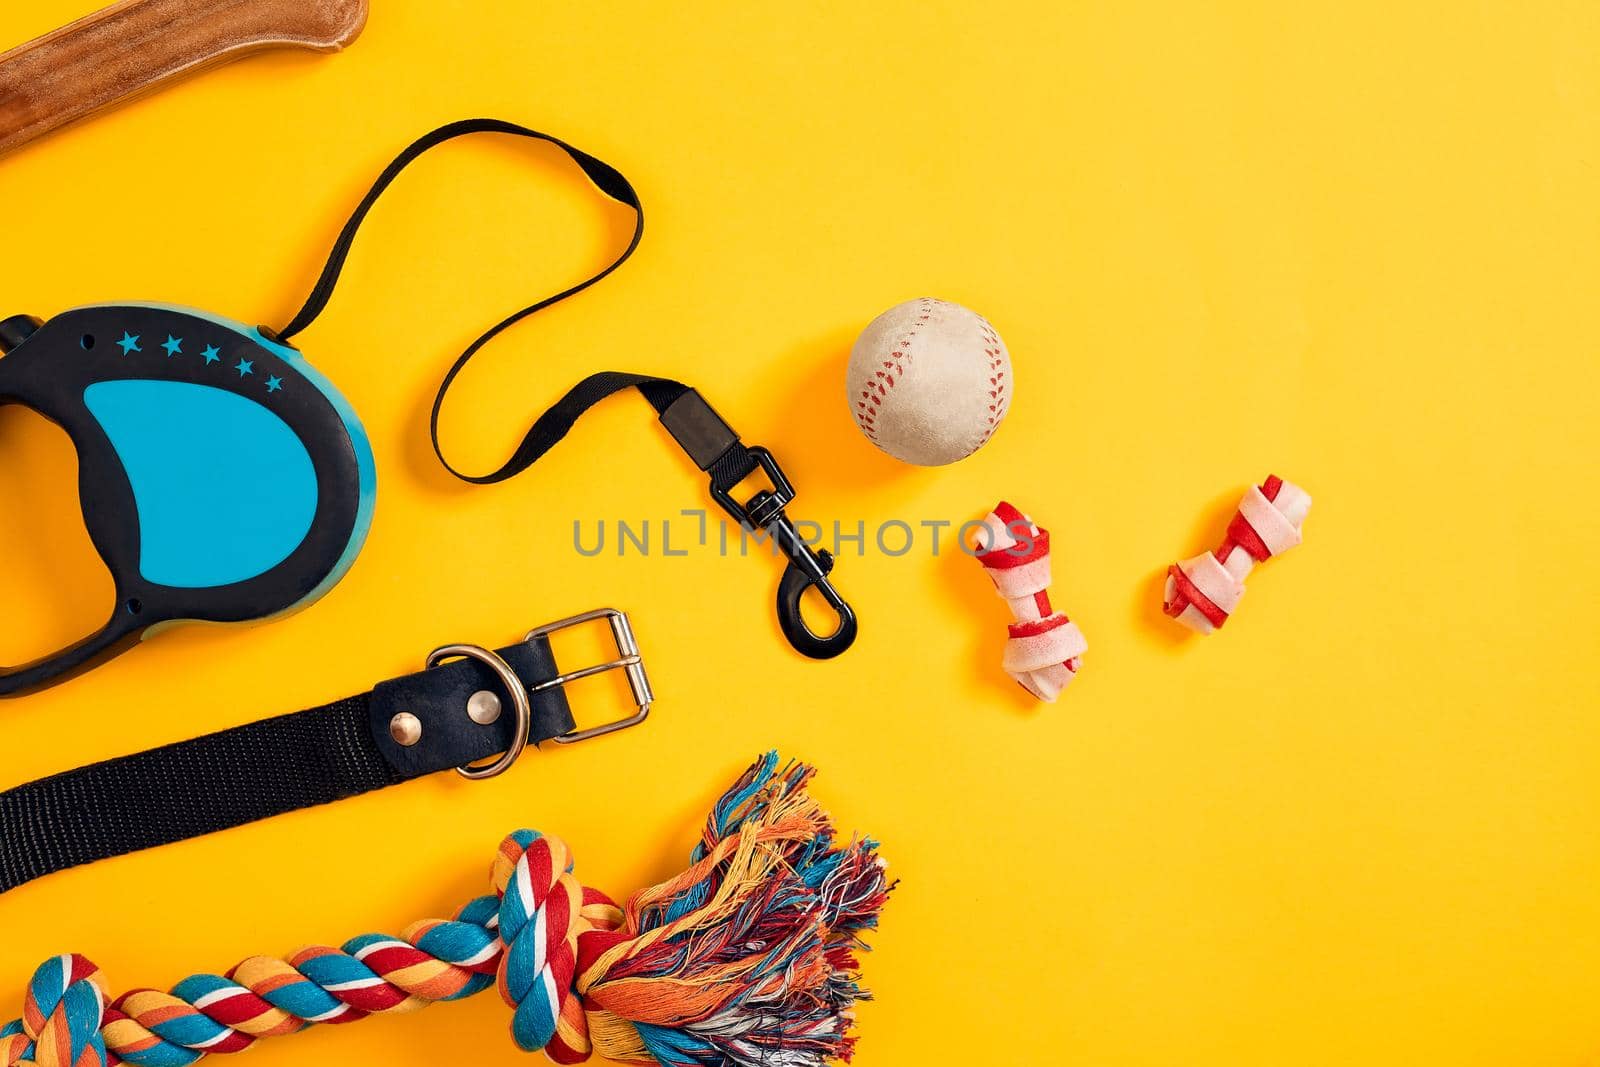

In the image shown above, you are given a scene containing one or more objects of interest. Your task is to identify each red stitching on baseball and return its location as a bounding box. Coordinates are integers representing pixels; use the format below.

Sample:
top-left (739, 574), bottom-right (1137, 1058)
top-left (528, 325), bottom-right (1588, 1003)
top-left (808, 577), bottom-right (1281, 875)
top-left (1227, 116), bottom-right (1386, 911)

top-left (855, 297), bottom-right (935, 442)
top-left (962, 316), bottom-right (1008, 455)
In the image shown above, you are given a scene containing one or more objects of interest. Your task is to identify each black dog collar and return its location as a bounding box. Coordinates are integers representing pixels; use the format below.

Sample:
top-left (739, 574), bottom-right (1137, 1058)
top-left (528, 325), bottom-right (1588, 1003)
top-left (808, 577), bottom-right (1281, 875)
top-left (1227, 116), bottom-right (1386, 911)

top-left (0, 608), bottom-right (650, 894)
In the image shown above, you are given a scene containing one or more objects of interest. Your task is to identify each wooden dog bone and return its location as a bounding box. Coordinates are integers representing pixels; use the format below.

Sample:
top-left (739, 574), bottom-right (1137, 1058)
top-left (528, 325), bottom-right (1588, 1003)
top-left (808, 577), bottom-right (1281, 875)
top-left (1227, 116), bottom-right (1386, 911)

top-left (0, 0), bottom-right (367, 157)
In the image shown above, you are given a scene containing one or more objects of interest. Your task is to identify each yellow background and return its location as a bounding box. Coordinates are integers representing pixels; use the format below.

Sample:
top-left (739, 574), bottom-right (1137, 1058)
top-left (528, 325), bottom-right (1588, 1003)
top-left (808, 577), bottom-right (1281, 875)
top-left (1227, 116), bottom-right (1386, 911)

top-left (1, 2), bottom-right (1597, 1064)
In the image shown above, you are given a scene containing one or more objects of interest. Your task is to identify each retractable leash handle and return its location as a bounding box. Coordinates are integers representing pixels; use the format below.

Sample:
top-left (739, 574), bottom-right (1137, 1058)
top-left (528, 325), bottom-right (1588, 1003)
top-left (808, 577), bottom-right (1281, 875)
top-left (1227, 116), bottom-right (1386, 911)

top-left (279, 118), bottom-right (858, 659)
top-left (0, 305), bottom-right (374, 696)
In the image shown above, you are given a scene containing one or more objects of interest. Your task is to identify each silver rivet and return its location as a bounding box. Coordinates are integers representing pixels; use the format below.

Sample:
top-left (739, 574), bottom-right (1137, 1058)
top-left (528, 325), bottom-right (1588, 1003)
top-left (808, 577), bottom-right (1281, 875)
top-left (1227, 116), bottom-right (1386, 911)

top-left (467, 689), bottom-right (503, 725)
top-left (389, 712), bottom-right (422, 746)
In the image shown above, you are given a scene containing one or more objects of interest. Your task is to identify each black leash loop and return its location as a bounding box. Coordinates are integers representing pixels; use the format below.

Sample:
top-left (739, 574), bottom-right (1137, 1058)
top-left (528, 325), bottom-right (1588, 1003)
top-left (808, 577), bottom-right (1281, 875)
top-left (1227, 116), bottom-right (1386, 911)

top-left (275, 118), bottom-right (856, 658)
top-left (278, 117), bottom-right (663, 485)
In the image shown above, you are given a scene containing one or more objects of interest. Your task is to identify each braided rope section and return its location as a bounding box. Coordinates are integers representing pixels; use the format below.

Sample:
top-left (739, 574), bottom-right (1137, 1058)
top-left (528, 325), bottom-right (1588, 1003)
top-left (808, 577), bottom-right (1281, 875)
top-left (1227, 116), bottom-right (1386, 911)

top-left (0, 955), bottom-right (107, 1067)
top-left (0, 754), bottom-right (890, 1067)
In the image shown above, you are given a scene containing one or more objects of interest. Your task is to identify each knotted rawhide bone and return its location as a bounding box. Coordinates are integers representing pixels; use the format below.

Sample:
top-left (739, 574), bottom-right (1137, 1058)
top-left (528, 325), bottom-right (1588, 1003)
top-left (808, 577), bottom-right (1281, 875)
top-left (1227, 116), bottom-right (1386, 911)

top-left (1163, 475), bottom-right (1312, 634)
top-left (0, 754), bottom-right (891, 1067)
top-left (971, 502), bottom-right (1086, 701)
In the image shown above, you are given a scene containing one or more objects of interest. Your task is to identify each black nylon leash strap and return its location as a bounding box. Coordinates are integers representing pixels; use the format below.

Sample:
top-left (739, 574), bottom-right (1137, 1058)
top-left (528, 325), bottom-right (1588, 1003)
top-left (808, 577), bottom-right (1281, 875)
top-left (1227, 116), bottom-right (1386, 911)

top-left (282, 117), bottom-right (853, 658)
top-left (0, 636), bottom-right (576, 893)
top-left (276, 117), bottom-right (760, 491)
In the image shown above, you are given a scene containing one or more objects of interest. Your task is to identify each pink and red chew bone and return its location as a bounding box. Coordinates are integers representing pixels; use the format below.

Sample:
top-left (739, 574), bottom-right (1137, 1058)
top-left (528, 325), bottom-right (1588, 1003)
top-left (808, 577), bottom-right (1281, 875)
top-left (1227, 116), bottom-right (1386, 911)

top-left (972, 502), bottom-right (1086, 701)
top-left (1164, 475), bottom-right (1312, 634)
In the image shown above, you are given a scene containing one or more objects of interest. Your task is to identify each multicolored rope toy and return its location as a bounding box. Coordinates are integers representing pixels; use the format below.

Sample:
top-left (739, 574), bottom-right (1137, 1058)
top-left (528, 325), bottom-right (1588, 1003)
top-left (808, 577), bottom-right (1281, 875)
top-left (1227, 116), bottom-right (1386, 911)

top-left (1163, 475), bottom-right (1312, 634)
top-left (0, 754), bottom-right (891, 1067)
top-left (971, 501), bottom-right (1086, 701)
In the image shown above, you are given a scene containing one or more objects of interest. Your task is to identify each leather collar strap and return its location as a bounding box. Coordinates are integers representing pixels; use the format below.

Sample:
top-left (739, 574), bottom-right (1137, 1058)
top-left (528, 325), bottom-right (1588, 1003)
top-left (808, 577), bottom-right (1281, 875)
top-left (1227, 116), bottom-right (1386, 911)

top-left (0, 610), bottom-right (649, 894)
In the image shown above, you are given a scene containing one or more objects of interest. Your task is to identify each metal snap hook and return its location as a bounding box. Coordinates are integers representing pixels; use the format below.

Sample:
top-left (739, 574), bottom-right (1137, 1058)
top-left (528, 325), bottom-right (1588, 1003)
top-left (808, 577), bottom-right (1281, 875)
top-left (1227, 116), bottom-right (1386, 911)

top-left (776, 549), bottom-right (858, 659)
top-left (694, 438), bottom-right (860, 660)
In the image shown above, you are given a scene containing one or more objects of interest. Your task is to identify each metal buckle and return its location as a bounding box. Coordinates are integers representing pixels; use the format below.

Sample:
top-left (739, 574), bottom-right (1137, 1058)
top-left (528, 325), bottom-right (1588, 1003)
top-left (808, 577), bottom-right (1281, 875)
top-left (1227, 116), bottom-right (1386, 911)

top-left (427, 608), bottom-right (651, 781)
top-left (526, 608), bottom-right (653, 745)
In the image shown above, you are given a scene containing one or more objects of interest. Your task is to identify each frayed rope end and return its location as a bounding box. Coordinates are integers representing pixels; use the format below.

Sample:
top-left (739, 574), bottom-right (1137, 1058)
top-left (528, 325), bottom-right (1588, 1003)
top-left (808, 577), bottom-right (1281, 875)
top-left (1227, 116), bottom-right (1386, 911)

top-left (575, 751), bottom-right (894, 1067)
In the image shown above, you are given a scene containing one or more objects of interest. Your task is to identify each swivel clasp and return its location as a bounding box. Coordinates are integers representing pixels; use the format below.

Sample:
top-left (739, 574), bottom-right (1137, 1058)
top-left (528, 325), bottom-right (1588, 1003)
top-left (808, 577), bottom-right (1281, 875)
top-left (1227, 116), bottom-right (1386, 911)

top-left (658, 389), bottom-right (859, 660)
top-left (709, 446), bottom-right (858, 660)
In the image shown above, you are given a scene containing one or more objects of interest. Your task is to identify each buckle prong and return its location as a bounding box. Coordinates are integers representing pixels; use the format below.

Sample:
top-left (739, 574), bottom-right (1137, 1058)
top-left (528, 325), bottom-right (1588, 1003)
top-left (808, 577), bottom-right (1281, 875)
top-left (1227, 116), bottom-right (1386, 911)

top-left (528, 653), bottom-right (641, 691)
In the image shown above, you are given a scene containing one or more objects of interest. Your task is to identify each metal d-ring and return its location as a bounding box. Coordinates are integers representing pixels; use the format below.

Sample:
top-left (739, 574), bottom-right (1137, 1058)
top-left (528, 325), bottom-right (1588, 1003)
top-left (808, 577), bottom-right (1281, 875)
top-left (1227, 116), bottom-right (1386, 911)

top-left (426, 643), bottom-right (531, 781)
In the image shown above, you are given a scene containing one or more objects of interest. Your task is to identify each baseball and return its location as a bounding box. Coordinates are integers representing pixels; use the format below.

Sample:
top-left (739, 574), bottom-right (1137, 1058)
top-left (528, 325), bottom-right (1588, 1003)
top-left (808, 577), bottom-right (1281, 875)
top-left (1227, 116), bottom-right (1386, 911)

top-left (846, 297), bottom-right (1011, 466)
